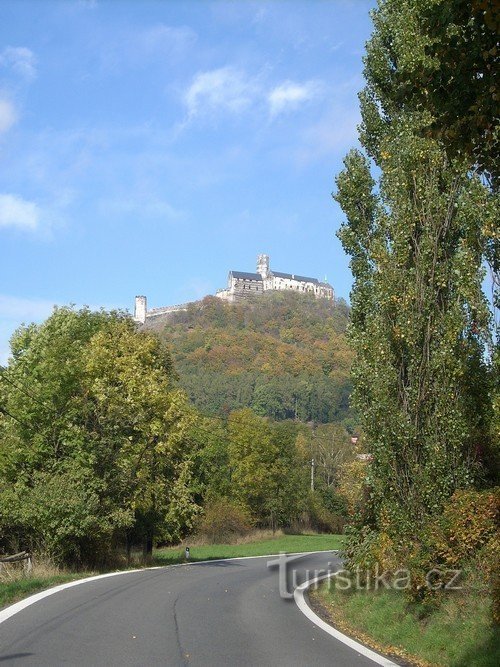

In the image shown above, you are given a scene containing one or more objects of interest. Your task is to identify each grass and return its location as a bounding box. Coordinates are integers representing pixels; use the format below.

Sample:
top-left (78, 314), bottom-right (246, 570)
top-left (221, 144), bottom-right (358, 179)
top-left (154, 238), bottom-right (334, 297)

top-left (153, 532), bottom-right (343, 565)
top-left (313, 583), bottom-right (500, 667)
top-left (0, 532), bottom-right (342, 609)
top-left (0, 573), bottom-right (94, 609)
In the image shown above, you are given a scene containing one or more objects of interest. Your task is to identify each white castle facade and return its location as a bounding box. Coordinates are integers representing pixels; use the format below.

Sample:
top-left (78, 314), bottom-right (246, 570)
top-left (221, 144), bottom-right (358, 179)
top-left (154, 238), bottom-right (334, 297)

top-left (215, 254), bottom-right (334, 303)
top-left (134, 254), bottom-right (334, 324)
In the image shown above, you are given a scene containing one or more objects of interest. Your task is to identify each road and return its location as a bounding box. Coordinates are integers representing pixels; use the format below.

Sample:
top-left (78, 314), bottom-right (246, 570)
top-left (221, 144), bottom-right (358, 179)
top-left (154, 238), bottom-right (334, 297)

top-left (0, 551), bottom-right (389, 666)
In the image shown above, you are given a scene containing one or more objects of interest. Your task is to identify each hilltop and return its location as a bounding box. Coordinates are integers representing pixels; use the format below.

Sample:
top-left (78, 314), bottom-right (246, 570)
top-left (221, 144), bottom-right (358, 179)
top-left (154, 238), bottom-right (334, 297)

top-left (144, 291), bottom-right (355, 427)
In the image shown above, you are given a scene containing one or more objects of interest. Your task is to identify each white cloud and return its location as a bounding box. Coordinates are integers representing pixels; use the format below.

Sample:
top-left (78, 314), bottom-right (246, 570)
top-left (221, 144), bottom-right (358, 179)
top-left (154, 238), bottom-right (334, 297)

top-left (184, 66), bottom-right (259, 119)
top-left (0, 99), bottom-right (17, 134)
top-left (0, 194), bottom-right (40, 230)
top-left (183, 69), bottom-right (324, 124)
top-left (268, 80), bottom-right (322, 117)
top-left (0, 46), bottom-right (37, 79)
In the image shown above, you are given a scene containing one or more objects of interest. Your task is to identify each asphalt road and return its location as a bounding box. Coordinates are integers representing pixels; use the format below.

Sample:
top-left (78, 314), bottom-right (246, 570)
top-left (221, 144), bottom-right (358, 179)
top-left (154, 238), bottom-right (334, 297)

top-left (0, 551), bottom-right (385, 666)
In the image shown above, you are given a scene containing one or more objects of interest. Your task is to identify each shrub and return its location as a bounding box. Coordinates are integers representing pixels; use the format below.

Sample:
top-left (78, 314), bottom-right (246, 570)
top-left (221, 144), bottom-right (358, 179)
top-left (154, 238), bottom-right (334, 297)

top-left (0, 466), bottom-right (132, 567)
top-left (302, 491), bottom-right (347, 534)
top-left (436, 488), bottom-right (499, 568)
top-left (194, 498), bottom-right (253, 544)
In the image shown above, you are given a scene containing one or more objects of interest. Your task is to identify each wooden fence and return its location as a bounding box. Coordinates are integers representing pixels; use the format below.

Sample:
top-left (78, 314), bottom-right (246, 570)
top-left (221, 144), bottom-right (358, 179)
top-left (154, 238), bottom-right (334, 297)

top-left (0, 551), bottom-right (33, 573)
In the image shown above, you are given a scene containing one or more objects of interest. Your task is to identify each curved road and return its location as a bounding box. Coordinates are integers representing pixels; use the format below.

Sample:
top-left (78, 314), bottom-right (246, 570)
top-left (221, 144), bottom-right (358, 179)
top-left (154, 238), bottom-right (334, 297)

top-left (0, 551), bottom-right (386, 666)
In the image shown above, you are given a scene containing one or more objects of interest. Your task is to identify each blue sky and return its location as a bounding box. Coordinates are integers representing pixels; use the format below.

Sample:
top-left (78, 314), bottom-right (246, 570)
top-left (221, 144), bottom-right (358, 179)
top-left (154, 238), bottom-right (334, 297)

top-left (0, 0), bottom-right (375, 362)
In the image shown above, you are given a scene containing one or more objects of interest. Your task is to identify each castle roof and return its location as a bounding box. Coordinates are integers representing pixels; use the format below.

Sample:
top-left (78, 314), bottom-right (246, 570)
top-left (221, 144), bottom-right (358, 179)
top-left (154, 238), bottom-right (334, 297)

top-left (272, 271), bottom-right (319, 284)
top-left (229, 267), bottom-right (332, 288)
top-left (229, 270), bottom-right (263, 281)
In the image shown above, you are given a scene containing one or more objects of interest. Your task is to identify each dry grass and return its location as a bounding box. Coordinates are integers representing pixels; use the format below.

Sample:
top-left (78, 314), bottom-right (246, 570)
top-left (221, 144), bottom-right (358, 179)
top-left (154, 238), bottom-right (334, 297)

top-left (183, 528), bottom-right (285, 547)
top-left (0, 556), bottom-right (61, 584)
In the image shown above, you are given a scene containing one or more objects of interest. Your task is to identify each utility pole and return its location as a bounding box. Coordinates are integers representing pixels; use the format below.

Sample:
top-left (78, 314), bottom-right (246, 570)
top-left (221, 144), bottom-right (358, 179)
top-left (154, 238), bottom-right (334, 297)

top-left (310, 458), bottom-right (315, 491)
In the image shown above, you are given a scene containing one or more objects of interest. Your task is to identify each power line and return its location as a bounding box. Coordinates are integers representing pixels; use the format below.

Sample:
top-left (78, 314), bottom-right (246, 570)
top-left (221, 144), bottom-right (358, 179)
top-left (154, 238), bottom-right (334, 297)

top-left (0, 404), bottom-right (31, 429)
top-left (0, 366), bottom-right (50, 410)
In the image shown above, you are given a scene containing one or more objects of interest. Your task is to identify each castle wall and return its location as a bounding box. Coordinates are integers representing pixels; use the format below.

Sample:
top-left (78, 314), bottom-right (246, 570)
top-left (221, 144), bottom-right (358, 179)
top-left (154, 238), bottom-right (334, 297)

top-left (230, 276), bottom-right (263, 301)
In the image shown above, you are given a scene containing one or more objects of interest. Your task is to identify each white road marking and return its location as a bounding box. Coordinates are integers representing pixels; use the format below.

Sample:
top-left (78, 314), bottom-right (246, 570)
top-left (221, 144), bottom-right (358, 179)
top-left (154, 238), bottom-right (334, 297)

top-left (0, 550), bottom-right (337, 625)
top-left (294, 573), bottom-right (400, 667)
top-left (1, 550), bottom-right (398, 667)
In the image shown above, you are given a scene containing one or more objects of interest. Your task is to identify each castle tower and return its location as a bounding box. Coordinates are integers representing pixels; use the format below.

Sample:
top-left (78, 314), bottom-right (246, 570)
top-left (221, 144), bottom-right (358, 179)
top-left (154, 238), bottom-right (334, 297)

top-left (257, 254), bottom-right (270, 279)
top-left (134, 295), bottom-right (147, 324)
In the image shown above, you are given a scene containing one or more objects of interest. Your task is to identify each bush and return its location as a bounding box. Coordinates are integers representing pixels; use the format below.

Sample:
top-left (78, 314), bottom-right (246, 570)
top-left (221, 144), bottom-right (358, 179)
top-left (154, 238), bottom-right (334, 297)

top-left (436, 488), bottom-right (499, 568)
top-left (194, 498), bottom-right (253, 544)
top-left (296, 491), bottom-right (347, 534)
top-left (342, 488), bottom-right (500, 612)
top-left (0, 466), bottom-right (132, 567)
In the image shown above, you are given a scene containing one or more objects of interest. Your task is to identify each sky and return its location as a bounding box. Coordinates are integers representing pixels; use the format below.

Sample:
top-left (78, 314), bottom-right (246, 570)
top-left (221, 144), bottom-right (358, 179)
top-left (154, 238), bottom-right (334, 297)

top-left (0, 0), bottom-right (375, 362)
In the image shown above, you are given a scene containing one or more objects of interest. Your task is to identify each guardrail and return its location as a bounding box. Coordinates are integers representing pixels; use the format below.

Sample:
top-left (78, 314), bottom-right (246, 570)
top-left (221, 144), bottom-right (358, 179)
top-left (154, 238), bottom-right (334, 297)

top-left (0, 551), bottom-right (33, 573)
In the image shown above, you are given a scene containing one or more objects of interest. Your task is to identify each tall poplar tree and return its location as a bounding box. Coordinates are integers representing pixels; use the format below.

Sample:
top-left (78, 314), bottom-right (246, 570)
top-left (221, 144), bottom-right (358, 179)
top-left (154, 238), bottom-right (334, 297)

top-left (335, 0), bottom-right (498, 574)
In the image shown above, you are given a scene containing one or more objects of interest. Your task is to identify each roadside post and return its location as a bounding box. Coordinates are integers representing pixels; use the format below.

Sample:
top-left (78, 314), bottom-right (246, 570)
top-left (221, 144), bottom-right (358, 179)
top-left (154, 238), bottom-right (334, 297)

top-left (185, 546), bottom-right (190, 561)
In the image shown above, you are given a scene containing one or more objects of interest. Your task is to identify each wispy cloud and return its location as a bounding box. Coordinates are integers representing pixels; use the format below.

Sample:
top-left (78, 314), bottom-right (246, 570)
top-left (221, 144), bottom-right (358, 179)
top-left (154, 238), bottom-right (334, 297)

top-left (95, 23), bottom-right (197, 75)
top-left (183, 67), bottom-right (325, 125)
top-left (268, 80), bottom-right (323, 117)
top-left (0, 99), bottom-right (17, 134)
top-left (184, 66), bottom-right (259, 120)
top-left (0, 194), bottom-right (40, 230)
top-left (0, 46), bottom-right (37, 80)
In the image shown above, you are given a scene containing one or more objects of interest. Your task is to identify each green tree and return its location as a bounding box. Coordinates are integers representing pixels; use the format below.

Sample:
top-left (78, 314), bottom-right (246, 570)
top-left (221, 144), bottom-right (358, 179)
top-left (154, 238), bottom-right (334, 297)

top-left (361, 0), bottom-right (499, 183)
top-left (227, 409), bottom-right (305, 529)
top-left (296, 423), bottom-right (354, 490)
top-left (0, 308), bottom-right (197, 564)
top-left (335, 0), bottom-right (498, 585)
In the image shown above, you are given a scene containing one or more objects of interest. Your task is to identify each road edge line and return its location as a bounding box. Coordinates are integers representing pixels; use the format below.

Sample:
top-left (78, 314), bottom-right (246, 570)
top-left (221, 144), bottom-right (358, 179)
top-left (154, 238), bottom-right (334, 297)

top-left (293, 573), bottom-right (400, 667)
top-left (0, 549), bottom-right (338, 625)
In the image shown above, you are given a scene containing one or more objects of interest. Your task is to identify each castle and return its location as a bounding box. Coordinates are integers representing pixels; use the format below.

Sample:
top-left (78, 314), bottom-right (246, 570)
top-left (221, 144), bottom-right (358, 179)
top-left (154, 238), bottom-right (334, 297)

top-left (215, 254), bottom-right (334, 303)
top-left (134, 254), bottom-right (334, 324)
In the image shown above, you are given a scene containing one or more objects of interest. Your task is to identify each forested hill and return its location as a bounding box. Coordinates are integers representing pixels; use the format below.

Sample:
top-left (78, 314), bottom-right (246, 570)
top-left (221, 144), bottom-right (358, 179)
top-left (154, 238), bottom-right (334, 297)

top-left (144, 292), bottom-right (355, 427)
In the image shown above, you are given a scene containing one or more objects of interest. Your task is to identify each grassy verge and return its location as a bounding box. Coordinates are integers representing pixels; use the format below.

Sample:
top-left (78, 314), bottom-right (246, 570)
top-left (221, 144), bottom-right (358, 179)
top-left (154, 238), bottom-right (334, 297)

top-left (312, 584), bottom-right (499, 667)
top-left (153, 533), bottom-right (343, 565)
top-left (0, 572), bottom-right (94, 610)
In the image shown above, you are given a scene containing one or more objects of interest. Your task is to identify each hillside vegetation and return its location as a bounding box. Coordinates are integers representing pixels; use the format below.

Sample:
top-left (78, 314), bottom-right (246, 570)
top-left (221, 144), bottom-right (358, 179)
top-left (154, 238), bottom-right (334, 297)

top-left (145, 292), bottom-right (355, 427)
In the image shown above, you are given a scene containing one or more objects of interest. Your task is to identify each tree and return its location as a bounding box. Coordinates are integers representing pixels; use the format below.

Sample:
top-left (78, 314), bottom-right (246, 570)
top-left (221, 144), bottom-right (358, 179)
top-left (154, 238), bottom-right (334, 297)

top-left (227, 409), bottom-right (305, 529)
top-left (361, 0), bottom-right (499, 183)
top-left (81, 316), bottom-right (197, 557)
top-left (296, 423), bottom-right (354, 490)
top-left (0, 308), bottom-right (197, 564)
top-left (334, 0), bottom-right (498, 585)
top-left (360, 0), bottom-right (499, 361)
